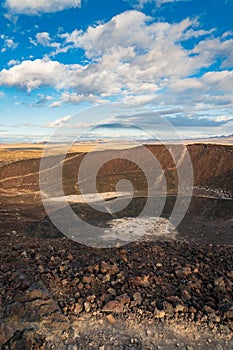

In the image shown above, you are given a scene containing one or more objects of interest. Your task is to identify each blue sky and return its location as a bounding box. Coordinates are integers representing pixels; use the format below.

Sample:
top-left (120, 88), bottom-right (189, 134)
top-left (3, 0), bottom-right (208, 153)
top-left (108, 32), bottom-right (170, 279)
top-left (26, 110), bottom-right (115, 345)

top-left (0, 0), bottom-right (233, 142)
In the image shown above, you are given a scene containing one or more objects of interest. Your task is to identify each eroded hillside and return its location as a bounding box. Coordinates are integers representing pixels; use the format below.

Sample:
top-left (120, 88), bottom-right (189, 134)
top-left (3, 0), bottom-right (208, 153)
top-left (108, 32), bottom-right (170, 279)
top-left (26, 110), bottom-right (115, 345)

top-left (0, 144), bottom-right (232, 201)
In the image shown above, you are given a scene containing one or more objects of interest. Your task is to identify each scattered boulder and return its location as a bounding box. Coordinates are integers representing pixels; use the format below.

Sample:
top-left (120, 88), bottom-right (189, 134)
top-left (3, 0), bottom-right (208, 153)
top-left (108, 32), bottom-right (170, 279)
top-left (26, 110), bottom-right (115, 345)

top-left (102, 300), bottom-right (124, 313)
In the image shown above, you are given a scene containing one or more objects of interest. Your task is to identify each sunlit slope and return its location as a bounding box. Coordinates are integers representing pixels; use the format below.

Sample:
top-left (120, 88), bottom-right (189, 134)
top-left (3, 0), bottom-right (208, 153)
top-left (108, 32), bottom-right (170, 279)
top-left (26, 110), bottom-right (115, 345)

top-left (0, 144), bottom-right (232, 201)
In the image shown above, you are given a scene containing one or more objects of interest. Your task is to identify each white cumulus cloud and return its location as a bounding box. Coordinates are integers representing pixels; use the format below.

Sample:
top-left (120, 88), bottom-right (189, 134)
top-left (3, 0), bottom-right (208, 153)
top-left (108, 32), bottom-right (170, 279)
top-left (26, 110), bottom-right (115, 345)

top-left (0, 10), bottom-right (232, 113)
top-left (5, 38), bottom-right (18, 49)
top-left (4, 0), bottom-right (81, 15)
top-left (34, 32), bottom-right (61, 49)
top-left (50, 101), bottom-right (62, 108)
top-left (45, 115), bottom-right (71, 128)
top-left (8, 59), bottom-right (20, 66)
top-left (1, 37), bottom-right (18, 52)
top-left (0, 58), bottom-right (83, 92)
top-left (36, 32), bottom-right (51, 46)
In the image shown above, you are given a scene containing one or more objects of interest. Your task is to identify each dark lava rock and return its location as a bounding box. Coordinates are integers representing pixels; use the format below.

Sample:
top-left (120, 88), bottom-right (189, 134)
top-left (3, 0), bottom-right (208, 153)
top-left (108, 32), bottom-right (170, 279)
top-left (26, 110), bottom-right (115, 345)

top-left (4, 281), bottom-right (67, 324)
top-left (2, 329), bottom-right (46, 350)
top-left (0, 324), bottom-right (14, 347)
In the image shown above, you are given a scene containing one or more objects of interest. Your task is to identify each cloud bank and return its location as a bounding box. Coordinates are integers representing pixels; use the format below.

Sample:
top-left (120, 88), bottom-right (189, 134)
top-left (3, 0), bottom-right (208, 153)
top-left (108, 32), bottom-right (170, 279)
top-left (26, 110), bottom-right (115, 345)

top-left (0, 10), bottom-right (232, 117)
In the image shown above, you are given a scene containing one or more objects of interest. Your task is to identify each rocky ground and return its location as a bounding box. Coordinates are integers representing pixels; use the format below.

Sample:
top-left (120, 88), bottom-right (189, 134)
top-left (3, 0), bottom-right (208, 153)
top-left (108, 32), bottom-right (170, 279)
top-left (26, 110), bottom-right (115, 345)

top-left (0, 207), bottom-right (233, 349)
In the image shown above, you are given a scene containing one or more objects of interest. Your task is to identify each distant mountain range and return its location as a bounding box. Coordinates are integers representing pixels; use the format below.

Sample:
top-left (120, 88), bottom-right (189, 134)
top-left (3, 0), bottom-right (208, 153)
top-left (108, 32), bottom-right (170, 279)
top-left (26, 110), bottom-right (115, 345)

top-left (209, 134), bottom-right (233, 139)
top-left (0, 134), bottom-right (233, 145)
